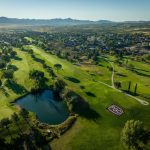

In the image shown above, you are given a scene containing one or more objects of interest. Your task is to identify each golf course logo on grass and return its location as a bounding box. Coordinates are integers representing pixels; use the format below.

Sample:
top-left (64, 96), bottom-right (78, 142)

top-left (108, 104), bottom-right (124, 116)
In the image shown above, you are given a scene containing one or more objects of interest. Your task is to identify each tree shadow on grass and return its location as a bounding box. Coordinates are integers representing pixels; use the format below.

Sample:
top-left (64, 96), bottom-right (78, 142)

top-left (135, 68), bottom-right (149, 73)
top-left (8, 65), bottom-right (18, 71)
top-left (99, 64), bottom-right (104, 67)
top-left (6, 80), bottom-right (27, 94)
top-left (90, 73), bottom-right (96, 76)
top-left (122, 90), bottom-right (139, 96)
top-left (31, 54), bottom-right (45, 64)
top-left (116, 73), bottom-right (127, 77)
top-left (72, 99), bottom-right (100, 120)
top-left (13, 56), bottom-right (22, 61)
top-left (79, 107), bottom-right (100, 120)
top-left (131, 69), bottom-right (150, 77)
top-left (64, 77), bottom-right (80, 83)
top-left (85, 91), bottom-right (96, 97)
top-left (65, 90), bottom-right (100, 120)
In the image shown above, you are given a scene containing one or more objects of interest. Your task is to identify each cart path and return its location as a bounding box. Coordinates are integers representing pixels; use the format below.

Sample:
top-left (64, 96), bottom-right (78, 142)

top-left (96, 58), bottom-right (149, 105)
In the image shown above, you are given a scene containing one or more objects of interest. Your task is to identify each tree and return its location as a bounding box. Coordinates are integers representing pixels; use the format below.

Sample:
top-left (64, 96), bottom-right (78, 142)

top-left (0, 118), bottom-right (12, 140)
top-left (29, 70), bottom-right (46, 90)
top-left (53, 79), bottom-right (66, 96)
top-left (54, 64), bottom-right (62, 72)
top-left (10, 51), bottom-right (17, 58)
top-left (11, 113), bottom-right (22, 135)
top-left (19, 108), bottom-right (29, 120)
top-left (125, 59), bottom-right (128, 65)
top-left (134, 83), bottom-right (137, 94)
top-left (121, 120), bottom-right (150, 150)
top-left (114, 81), bottom-right (122, 89)
top-left (0, 60), bottom-right (6, 69)
top-left (55, 50), bottom-right (61, 57)
top-left (0, 80), bottom-right (2, 87)
top-left (32, 128), bottom-right (47, 147)
top-left (29, 70), bottom-right (44, 80)
top-left (49, 69), bottom-right (56, 79)
top-left (3, 69), bottom-right (14, 81)
top-left (19, 108), bottom-right (34, 132)
top-left (1, 55), bottom-right (10, 62)
top-left (128, 81), bottom-right (131, 92)
top-left (0, 137), bottom-right (6, 148)
top-left (108, 66), bottom-right (113, 71)
top-left (19, 108), bottom-right (30, 127)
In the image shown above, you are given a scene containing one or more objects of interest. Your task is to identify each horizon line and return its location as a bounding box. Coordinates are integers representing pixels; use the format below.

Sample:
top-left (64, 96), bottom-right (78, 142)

top-left (0, 16), bottom-right (150, 22)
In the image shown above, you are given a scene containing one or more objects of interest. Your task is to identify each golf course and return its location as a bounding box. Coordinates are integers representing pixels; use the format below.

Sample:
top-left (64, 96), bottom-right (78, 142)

top-left (0, 43), bottom-right (149, 149)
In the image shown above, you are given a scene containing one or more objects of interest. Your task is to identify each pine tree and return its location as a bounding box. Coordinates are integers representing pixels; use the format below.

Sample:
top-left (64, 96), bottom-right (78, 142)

top-left (134, 83), bottom-right (137, 94)
top-left (128, 81), bottom-right (131, 92)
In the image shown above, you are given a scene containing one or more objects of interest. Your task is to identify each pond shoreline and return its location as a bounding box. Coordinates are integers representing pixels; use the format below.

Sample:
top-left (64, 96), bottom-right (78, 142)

top-left (10, 88), bottom-right (77, 142)
top-left (14, 89), bottom-right (70, 124)
top-left (11, 88), bottom-right (52, 104)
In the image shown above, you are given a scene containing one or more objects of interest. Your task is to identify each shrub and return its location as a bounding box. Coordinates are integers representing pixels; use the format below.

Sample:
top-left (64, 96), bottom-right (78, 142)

top-left (53, 79), bottom-right (66, 94)
top-left (121, 120), bottom-right (150, 150)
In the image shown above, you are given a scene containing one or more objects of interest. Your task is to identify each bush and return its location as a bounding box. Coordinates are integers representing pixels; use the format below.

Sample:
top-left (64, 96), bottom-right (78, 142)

top-left (114, 81), bottom-right (122, 89)
top-left (0, 60), bottom-right (6, 69)
top-left (53, 79), bottom-right (66, 95)
top-left (121, 120), bottom-right (150, 150)
top-left (3, 69), bottom-right (14, 79)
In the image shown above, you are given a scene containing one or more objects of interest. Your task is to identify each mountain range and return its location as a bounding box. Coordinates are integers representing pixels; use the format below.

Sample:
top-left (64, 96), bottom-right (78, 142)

top-left (0, 17), bottom-right (149, 26)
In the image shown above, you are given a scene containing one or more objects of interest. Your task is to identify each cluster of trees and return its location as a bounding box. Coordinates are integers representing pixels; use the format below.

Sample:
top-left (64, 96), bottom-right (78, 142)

top-left (0, 32), bottom-right (30, 48)
top-left (0, 47), bottom-right (17, 69)
top-left (128, 81), bottom-right (138, 95)
top-left (26, 30), bottom-right (149, 63)
top-left (29, 70), bottom-right (47, 92)
top-left (114, 81), bottom-right (138, 94)
top-left (53, 78), bottom-right (66, 98)
top-left (0, 45), bottom-right (19, 89)
top-left (0, 109), bottom-right (48, 149)
top-left (1, 30), bottom-right (149, 68)
top-left (0, 29), bottom-right (149, 67)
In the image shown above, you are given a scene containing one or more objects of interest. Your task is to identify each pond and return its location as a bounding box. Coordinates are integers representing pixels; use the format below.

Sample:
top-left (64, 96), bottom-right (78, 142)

top-left (16, 90), bottom-right (69, 124)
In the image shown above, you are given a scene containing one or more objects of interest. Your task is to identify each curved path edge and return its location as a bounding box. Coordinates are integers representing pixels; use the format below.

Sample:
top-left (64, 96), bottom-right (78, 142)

top-left (97, 57), bottom-right (149, 106)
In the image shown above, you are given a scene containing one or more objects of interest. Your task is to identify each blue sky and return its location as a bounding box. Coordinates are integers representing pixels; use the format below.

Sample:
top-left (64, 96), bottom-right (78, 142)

top-left (0, 0), bottom-right (150, 21)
